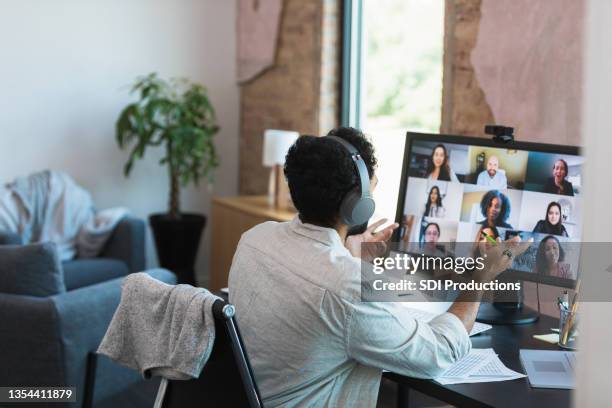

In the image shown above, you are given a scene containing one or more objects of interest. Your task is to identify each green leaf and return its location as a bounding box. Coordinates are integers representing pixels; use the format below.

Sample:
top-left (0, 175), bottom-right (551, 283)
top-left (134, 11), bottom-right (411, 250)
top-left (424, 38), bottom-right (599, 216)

top-left (115, 73), bottom-right (221, 200)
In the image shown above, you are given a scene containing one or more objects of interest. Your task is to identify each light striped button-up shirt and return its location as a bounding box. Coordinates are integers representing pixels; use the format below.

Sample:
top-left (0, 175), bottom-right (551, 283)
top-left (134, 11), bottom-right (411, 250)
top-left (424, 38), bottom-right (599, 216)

top-left (229, 216), bottom-right (471, 407)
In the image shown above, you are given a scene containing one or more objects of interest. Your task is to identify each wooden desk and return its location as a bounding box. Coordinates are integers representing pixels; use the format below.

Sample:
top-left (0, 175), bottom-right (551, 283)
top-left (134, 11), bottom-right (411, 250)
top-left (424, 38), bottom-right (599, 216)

top-left (209, 196), bottom-right (296, 291)
top-left (384, 314), bottom-right (571, 408)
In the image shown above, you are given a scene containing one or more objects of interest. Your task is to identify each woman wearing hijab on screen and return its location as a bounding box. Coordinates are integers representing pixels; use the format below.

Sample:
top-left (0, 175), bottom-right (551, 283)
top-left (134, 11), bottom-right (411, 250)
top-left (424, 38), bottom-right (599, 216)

top-left (426, 144), bottom-right (459, 182)
top-left (533, 202), bottom-right (569, 237)
top-left (478, 190), bottom-right (513, 229)
top-left (423, 186), bottom-right (446, 218)
top-left (535, 235), bottom-right (574, 279)
top-left (543, 159), bottom-right (575, 196)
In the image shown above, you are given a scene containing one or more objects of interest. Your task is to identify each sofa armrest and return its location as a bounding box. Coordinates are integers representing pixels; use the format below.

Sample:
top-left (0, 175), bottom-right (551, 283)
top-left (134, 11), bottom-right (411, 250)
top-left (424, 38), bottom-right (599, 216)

top-left (52, 268), bottom-right (176, 405)
top-left (99, 217), bottom-right (145, 273)
top-left (0, 230), bottom-right (22, 245)
top-left (0, 293), bottom-right (65, 387)
top-left (0, 268), bottom-right (176, 407)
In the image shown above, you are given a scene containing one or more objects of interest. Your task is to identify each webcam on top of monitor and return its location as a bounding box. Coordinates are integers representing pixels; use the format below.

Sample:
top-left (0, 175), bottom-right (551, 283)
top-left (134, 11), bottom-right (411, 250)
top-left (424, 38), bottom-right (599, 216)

top-left (485, 125), bottom-right (514, 143)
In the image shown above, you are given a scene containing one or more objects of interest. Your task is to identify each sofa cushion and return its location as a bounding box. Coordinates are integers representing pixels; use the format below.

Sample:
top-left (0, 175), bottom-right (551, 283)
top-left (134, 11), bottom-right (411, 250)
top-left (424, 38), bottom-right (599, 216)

top-left (63, 258), bottom-right (129, 291)
top-left (0, 242), bottom-right (65, 296)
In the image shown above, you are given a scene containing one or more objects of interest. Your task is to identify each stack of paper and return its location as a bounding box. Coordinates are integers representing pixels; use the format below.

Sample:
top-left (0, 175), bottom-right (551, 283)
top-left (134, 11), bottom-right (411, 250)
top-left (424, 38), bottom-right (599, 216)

top-left (435, 348), bottom-right (526, 385)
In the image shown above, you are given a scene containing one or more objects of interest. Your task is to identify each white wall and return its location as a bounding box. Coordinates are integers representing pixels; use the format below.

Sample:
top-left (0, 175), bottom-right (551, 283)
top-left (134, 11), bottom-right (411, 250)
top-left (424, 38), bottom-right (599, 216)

top-left (0, 0), bottom-right (239, 284)
top-left (575, 0), bottom-right (612, 406)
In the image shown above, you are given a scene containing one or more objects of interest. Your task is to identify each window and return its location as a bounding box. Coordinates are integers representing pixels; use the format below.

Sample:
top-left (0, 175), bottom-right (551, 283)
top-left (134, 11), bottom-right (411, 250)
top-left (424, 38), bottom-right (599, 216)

top-left (342, 0), bottom-right (445, 222)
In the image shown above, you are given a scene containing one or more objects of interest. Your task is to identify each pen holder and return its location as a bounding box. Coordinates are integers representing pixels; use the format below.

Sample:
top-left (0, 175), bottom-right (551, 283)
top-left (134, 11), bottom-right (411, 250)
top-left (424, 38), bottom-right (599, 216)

top-left (558, 309), bottom-right (578, 350)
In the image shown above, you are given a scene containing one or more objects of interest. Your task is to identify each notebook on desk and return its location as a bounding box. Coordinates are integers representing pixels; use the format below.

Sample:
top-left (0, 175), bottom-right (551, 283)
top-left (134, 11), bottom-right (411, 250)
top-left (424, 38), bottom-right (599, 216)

top-left (520, 349), bottom-right (576, 389)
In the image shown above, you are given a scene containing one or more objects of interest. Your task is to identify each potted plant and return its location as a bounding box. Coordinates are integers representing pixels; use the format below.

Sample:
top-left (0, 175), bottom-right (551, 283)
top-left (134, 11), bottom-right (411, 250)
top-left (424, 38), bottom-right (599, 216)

top-left (116, 73), bottom-right (220, 284)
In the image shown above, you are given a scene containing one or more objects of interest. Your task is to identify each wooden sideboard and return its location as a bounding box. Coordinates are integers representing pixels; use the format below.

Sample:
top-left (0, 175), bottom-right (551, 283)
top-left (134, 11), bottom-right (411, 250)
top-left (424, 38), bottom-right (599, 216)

top-left (209, 195), bottom-right (296, 291)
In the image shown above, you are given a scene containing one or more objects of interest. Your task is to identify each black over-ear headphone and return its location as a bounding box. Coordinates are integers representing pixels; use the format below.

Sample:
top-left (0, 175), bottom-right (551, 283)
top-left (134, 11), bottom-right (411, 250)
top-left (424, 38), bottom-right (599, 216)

top-left (327, 136), bottom-right (376, 226)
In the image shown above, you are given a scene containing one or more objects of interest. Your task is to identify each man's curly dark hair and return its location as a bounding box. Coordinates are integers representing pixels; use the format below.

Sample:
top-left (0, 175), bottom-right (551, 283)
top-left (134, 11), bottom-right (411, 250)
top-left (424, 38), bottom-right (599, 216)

top-left (284, 127), bottom-right (377, 227)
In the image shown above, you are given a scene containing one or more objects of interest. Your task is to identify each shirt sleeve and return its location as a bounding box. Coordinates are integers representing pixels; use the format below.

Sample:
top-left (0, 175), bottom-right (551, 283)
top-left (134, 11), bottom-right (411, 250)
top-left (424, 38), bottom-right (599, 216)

top-left (476, 171), bottom-right (484, 185)
top-left (501, 172), bottom-right (508, 188)
top-left (345, 301), bottom-right (471, 379)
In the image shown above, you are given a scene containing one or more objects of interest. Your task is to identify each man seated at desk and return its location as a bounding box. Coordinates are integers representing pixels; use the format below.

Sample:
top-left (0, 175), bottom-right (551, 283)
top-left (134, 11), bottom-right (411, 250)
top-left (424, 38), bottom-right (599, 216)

top-left (229, 127), bottom-right (527, 407)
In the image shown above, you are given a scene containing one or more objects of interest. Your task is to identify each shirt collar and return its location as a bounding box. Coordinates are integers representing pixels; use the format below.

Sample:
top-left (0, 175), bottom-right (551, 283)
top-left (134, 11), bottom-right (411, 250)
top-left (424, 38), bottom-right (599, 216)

top-left (289, 216), bottom-right (344, 248)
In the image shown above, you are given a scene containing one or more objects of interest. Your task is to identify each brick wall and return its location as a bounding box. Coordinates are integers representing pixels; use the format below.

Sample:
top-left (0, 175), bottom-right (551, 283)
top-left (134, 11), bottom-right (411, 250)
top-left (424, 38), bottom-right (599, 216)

top-left (239, 0), bottom-right (340, 195)
top-left (441, 0), bottom-right (494, 137)
top-left (442, 0), bottom-right (584, 316)
top-left (238, 0), bottom-right (572, 316)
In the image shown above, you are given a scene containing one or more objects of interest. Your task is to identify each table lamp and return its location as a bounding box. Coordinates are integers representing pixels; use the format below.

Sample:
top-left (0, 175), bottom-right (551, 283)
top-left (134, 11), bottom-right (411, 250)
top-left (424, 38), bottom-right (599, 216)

top-left (262, 129), bottom-right (299, 207)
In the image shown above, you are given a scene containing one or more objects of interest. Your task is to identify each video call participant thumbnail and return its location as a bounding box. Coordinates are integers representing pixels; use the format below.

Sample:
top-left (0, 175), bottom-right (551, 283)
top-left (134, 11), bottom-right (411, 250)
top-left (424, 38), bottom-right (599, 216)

top-left (421, 222), bottom-right (440, 243)
top-left (470, 225), bottom-right (500, 264)
top-left (424, 185), bottom-right (446, 218)
top-left (543, 159), bottom-right (574, 196)
top-left (535, 235), bottom-right (573, 279)
top-left (479, 190), bottom-right (513, 229)
top-left (532, 201), bottom-right (569, 237)
top-left (476, 155), bottom-right (507, 189)
top-left (427, 144), bottom-right (459, 182)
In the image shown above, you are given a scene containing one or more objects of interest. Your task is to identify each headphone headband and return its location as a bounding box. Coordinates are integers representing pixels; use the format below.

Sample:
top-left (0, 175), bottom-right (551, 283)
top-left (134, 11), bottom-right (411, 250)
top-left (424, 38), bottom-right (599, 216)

top-left (326, 135), bottom-right (375, 225)
top-left (326, 136), bottom-right (371, 200)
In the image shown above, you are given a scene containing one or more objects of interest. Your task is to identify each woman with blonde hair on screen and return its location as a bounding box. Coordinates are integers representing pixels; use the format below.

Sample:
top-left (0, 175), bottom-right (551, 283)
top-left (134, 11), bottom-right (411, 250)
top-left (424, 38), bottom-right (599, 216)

top-left (543, 159), bottom-right (575, 196)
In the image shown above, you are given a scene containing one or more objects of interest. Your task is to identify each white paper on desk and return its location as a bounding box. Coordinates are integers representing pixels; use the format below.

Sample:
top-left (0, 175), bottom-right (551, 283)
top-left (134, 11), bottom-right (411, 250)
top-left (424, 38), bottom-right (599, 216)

top-left (437, 349), bottom-right (495, 380)
top-left (435, 349), bottom-right (525, 385)
top-left (468, 322), bottom-right (492, 336)
top-left (472, 357), bottom-right (525, 378)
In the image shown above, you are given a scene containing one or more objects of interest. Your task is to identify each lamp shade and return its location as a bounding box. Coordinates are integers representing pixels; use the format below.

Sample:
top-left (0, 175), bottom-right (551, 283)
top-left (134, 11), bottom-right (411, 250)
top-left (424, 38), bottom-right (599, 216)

top-left (262, 129), bottom-right (299, 167)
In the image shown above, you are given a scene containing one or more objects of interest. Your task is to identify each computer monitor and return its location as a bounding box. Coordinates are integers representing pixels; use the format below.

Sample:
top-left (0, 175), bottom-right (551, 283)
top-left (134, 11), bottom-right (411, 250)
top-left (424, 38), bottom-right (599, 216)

top-left (393, 132), bottom-right (583, 323)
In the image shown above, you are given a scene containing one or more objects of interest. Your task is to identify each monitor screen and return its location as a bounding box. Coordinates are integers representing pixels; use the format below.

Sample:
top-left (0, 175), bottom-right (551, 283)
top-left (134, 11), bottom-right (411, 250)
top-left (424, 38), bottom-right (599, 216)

top-left (393, 132), bottom-right (583, 288)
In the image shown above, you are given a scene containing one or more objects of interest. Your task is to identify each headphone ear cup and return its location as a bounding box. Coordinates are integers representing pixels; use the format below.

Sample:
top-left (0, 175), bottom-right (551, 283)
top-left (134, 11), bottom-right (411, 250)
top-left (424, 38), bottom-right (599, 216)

top-left (352, 196), bottom-right (376, 225)
top-left (340, 189), bottom-right (375, 226)
top-left (339, 190), bottom-right (360, 225)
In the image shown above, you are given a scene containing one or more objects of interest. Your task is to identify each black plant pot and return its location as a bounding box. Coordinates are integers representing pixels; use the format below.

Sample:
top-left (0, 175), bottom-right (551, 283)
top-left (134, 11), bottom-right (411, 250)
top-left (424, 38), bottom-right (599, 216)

top-left (149, 213), bottom-right (207, 285)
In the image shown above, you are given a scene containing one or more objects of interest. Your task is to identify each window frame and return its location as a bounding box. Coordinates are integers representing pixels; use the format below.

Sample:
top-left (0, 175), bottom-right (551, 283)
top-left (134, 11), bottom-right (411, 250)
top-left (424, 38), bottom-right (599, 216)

top-left (341, 0), bottom-right (363, 128)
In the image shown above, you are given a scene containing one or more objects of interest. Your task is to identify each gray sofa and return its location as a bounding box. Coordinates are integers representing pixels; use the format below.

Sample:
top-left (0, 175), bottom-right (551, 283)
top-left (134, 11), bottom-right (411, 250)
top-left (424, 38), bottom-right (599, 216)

top-left (0, 217), bottom-right (147, 290)
top-left (0, 217), bottom-right (176, 407)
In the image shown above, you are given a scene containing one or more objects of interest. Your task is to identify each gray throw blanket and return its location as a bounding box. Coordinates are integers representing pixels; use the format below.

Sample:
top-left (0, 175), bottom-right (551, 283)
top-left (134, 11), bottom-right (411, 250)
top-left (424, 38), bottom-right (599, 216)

top-left (98, 273), bottom-right (220, 380)
top-left (0, 170), bottom-right (128, 260)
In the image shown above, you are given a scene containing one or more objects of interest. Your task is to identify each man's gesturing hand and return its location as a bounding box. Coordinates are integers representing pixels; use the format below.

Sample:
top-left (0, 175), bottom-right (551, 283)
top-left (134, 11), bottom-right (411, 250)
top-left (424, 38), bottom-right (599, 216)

top-left (345, 219), bottom-right (399, 260)
top-left (475, 235), bottom-right (534, 283)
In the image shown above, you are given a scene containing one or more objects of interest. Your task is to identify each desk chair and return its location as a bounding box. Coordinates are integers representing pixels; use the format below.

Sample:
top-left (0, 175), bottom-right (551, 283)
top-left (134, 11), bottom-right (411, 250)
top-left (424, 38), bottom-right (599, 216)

top-left (154, 299), bottom-right (263, 408)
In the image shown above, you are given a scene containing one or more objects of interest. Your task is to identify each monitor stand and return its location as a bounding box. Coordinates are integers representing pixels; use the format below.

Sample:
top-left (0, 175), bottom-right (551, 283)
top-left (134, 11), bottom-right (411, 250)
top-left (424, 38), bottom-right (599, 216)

top-left (476, 280), bottom-right (539, 325)
top-left (476, 301), bottom-right (539, 325)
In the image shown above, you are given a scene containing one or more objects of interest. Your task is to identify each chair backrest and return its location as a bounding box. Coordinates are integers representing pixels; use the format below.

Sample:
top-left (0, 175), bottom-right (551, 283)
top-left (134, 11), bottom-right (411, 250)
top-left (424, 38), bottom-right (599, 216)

top-left (160, 299), bottom-right (263, 408)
